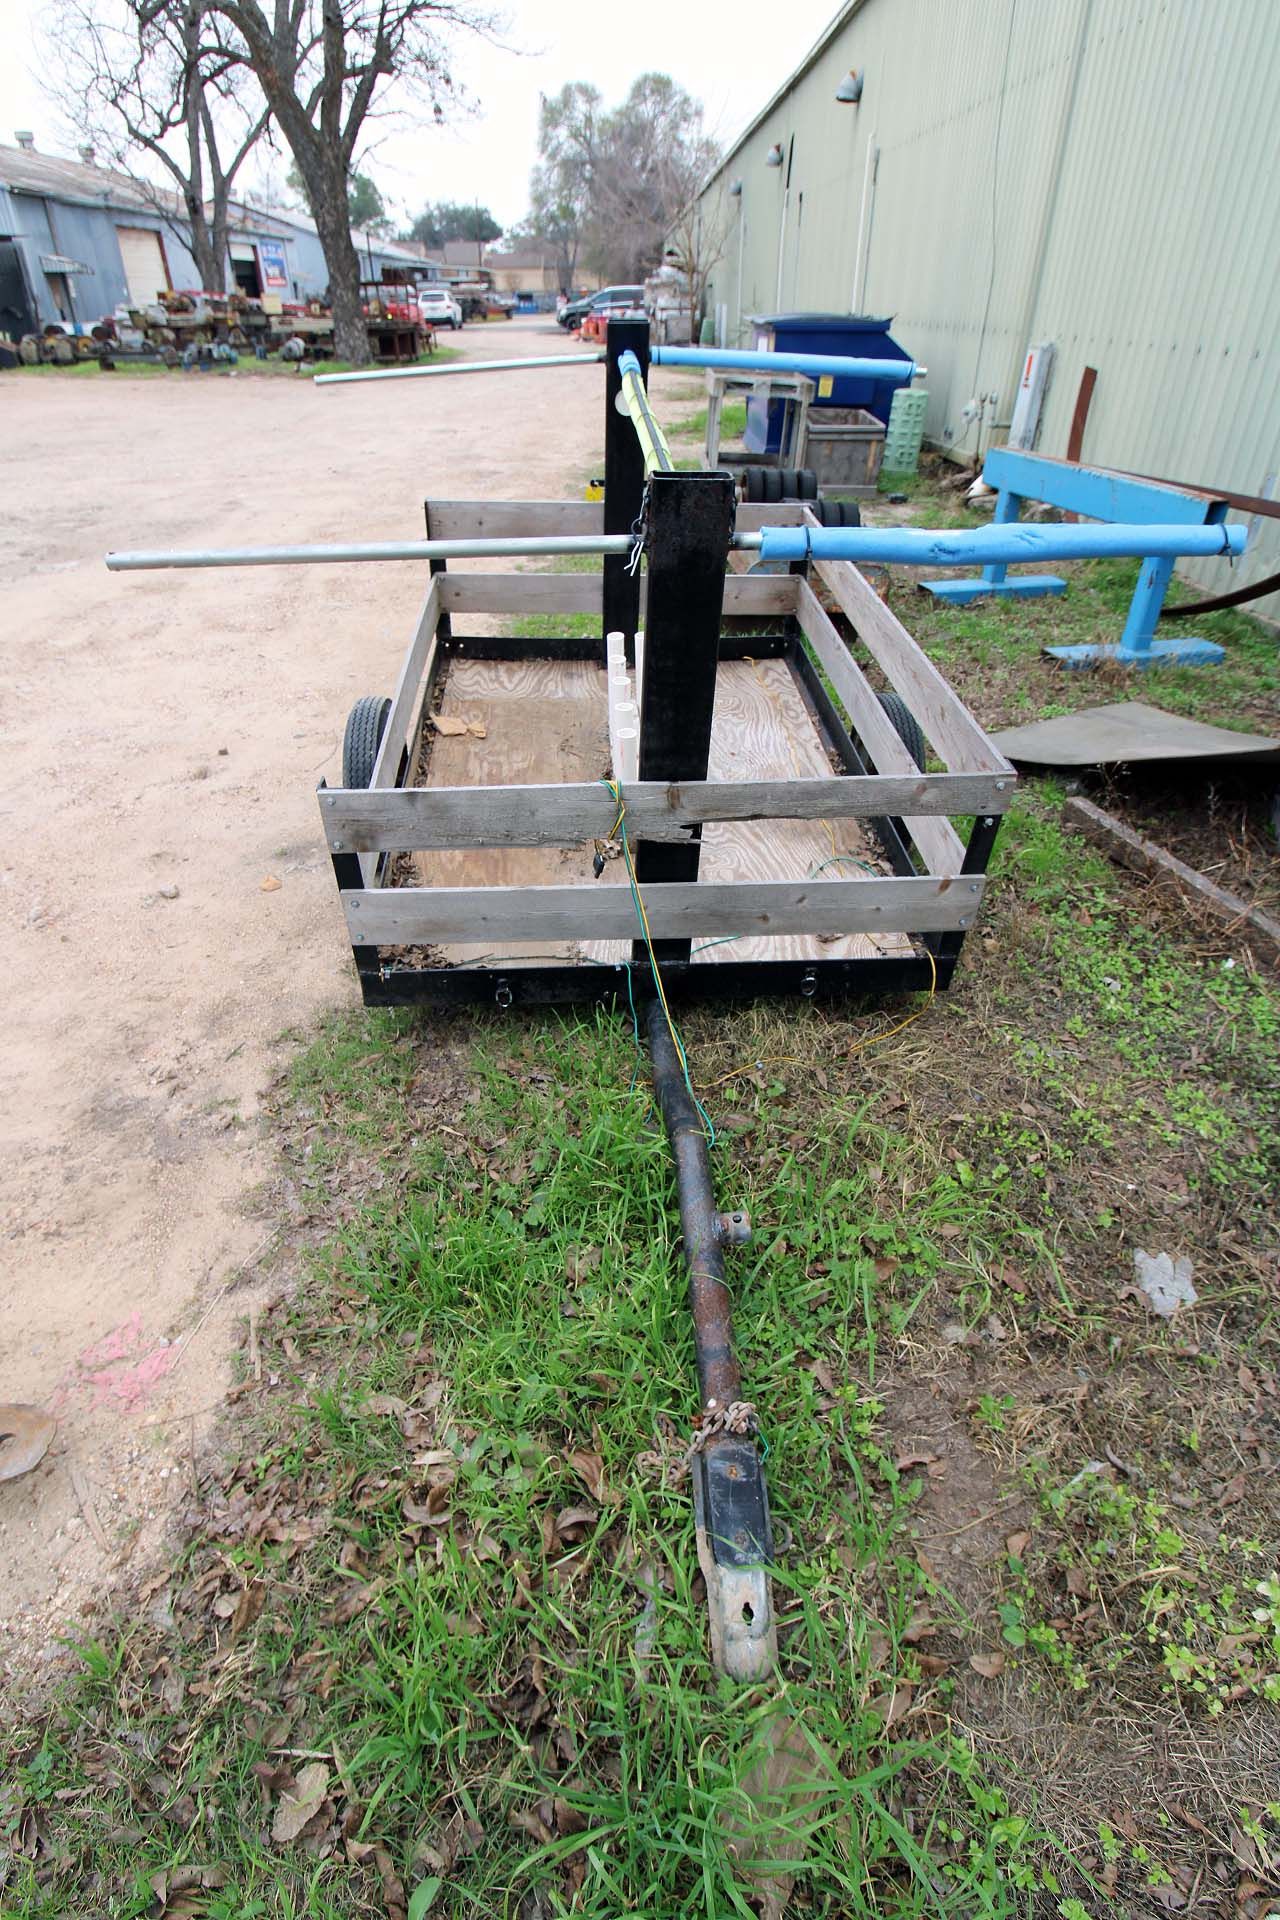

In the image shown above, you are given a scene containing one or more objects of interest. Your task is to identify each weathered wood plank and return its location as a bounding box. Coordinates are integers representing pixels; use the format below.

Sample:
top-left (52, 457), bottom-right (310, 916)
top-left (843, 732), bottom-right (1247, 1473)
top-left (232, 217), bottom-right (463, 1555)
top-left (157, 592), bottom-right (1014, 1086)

top-left (369, 577), bottom-right (440, 793)
top-left (722, 573), bottom-right (799, 613)
top-left (735, 501), bottom-right (807, 530)
top-left (812, 553), bottom-right (1011, 777)
top-left (795, 582), bottom-right (968, 874)
top-left (342, 873), bottom-right (983, 944)
top-left (437, 572), bottom-right (602, 614)
top-left (1065, 796), bottom-right (1280, 966)
top-left (424, 499), bottom-right (602, 540)
top-left (322, 770), bottom-right (1012, 853)
top-left (433, 569), bottom-right (793, 617)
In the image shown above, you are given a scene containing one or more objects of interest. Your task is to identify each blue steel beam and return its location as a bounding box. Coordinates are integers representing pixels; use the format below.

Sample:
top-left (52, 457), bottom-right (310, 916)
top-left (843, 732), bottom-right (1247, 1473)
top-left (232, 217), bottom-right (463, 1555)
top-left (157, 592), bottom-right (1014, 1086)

top-left (753, 523), bottom-right (1247, 566)
top-left (652, 346), bottom-right (920, 383)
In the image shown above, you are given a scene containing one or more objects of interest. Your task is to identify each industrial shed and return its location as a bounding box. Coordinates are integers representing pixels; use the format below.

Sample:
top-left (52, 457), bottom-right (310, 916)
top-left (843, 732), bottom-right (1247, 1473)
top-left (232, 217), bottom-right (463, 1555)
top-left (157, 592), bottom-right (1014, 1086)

top-left (694, 0), bottom-right (1280, 616)
top-left (0, 138), bottom-right (432, 338)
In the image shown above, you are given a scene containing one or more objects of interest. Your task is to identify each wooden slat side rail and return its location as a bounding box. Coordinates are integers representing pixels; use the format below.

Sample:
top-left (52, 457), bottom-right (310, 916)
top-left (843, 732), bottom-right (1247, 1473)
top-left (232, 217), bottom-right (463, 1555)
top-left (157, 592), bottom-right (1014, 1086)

top-left (734, 501), bottom-right (807, 530)
top-left (438, 572), bottom-right (602, 614)
top-left (433, 571), bottom-right (795, 617)
top-left (342, 874), bottom-right (984, 945)
top-left (795, 583), bottom-right (967, 875)
top-left (424, 499), bottom-right (603, 539)
top-left (813, 556), bottom-right (1012, 777)
top-left (323, 772), bottom-right (1011, 853)
top-left (368, 577), bottom-right (441, 796)
top-left (361, 577), bottom-right (441, 885)
top-left (722, 574), bottom-right (799, 613)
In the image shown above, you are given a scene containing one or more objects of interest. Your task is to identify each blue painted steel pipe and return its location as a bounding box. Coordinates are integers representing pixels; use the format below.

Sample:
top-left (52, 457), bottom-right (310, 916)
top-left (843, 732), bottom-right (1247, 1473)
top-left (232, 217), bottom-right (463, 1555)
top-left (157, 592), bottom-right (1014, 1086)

top-left (753, 522), bottom-right (1247, 566)
top-left (652, 345), bottom-right (921, 383)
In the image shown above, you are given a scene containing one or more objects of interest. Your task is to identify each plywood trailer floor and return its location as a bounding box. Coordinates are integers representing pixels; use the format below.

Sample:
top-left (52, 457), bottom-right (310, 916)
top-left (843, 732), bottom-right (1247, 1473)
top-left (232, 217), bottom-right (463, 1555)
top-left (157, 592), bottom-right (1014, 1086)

top-left (405, 654), bottom-right (911, 968)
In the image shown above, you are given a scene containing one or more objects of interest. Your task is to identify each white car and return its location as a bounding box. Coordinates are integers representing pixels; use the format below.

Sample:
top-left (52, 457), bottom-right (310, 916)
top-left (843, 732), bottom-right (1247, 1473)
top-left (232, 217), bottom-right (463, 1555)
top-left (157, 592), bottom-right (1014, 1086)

top-left (418, 286), bottom-right (463, 330)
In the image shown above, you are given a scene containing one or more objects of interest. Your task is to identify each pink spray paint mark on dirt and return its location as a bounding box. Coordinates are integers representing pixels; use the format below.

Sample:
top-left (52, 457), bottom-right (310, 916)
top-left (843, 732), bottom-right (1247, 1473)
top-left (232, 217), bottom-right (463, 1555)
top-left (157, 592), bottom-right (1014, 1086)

top-left (49, 1311), bottom-right (180, 1414)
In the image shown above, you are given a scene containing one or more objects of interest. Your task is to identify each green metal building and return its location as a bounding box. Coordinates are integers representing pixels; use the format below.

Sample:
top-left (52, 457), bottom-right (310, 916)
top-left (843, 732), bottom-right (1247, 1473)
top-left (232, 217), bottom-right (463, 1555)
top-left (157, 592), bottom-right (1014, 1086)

top-left (695, 0), bottom-right (1279, 615)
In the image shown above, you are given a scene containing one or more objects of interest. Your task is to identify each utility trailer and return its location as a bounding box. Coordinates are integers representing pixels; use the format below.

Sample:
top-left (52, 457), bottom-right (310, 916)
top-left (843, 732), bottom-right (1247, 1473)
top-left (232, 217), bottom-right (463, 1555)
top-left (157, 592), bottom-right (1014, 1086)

top-left (106, 320), bottom-right (1247, 1681)
top-left (319, 487), bottom-right (1016, 1013)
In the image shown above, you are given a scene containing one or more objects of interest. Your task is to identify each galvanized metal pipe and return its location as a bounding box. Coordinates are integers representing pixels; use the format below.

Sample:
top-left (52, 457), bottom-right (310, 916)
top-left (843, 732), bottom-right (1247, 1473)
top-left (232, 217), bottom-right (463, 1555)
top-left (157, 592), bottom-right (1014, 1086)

top-left (106, 520), bottom-right (1247, 574)
top-left (652, 345), bottom-right (924, 382)
top-left (105, 533), bottom-right (635, 571)
top-left (750, 521), bottom-right (1249, 565)
top-left (314, 350), bottom-right (606, 385)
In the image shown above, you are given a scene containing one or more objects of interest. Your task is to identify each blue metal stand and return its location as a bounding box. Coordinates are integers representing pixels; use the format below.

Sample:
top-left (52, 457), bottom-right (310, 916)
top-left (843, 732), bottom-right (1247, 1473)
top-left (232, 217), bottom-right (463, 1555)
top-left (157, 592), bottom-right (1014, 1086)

top-left (921, 450), bottom-right (1234, 667)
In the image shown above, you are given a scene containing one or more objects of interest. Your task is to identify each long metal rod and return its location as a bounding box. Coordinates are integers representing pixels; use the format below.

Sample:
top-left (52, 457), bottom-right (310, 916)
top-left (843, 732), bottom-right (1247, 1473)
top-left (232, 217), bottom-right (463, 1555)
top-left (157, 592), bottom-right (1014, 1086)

top-left (315, 350), bottom-right (605, 385)
top-left (647, 1006), bottom-right (739, 1409)
top-left (311, 344), bottom-right (921, 388)
top-left (105, 533), bottom-right (634, 571)
top-left (106, 520), bottom-right (1248, 573)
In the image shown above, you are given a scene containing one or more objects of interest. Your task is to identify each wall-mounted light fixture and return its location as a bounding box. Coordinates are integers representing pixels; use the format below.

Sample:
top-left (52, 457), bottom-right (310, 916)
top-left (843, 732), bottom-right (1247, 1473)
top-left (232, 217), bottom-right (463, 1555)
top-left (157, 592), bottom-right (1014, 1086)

top-left (728, 178), bottom-right (743, 197)
top-left (835, 69), bottom-right (863, 104)
top-left (765, 143), bottom-right (784, 167)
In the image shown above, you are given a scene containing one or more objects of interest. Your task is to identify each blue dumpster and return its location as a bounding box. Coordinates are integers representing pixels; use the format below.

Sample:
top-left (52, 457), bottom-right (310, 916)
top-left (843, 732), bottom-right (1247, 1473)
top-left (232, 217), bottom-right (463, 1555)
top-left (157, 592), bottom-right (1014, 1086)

top-left (744, 313), bottom-right (912, 453)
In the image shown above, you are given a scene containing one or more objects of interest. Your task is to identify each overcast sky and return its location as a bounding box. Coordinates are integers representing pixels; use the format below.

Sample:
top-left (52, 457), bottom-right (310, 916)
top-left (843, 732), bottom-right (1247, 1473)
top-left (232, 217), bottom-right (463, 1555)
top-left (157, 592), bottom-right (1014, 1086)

top-left (0, 0), bottom-right (837, 231)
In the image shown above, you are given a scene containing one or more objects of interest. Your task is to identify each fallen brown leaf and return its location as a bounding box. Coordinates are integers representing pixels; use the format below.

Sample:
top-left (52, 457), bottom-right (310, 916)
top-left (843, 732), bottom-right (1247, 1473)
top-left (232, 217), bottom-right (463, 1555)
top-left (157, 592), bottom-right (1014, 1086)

top-left (969, 1652), bottom-right (1006, 1679)
top-left (555, 1504), bottom-right (598, 1542)
top-left (869, 1683), bottom-right (913, 1729)
top-left (373, 1844), bottom-right (408, 1920)
top-left (1005, 1530), bottom-right (1031, 1559)
top-left (566, 1447), bottom-right (607, 1503)
top-left (271, 1763), bottom-right (329, 1844)
top-left (330, 1580), bottom-right (383, 1625)
top-left (259, 874), bottom-right (281, 892)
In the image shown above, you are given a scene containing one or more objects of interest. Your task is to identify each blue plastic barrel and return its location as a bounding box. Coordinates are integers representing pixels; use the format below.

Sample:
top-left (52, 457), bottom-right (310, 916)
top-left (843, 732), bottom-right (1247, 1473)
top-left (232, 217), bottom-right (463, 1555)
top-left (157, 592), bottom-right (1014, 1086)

top-left (745, 313), bottom-right (912, 453)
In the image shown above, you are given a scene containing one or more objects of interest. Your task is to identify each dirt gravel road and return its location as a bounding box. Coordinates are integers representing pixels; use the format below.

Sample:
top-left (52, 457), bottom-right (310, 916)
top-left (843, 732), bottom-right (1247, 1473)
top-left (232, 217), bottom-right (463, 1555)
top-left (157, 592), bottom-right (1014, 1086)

top-left (0, 322), bottom-right (693, 1686)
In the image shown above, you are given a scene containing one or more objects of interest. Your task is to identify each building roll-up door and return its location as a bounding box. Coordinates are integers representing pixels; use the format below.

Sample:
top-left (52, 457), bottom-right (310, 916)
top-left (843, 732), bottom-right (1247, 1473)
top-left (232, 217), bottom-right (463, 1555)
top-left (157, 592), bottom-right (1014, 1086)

top-left (115, 226), bottom-right (169, 306)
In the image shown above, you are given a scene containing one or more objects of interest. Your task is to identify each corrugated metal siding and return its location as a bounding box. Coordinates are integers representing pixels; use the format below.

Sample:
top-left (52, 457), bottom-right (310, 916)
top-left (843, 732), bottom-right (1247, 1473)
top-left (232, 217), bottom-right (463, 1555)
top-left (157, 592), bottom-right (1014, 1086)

top-left (698, 0), bottom-right (1280, 617)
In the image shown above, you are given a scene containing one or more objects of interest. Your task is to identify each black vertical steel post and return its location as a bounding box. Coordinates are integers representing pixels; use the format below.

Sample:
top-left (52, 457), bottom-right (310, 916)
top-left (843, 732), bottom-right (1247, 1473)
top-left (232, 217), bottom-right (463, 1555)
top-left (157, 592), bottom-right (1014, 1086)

top-left (603, 318), bottom-right (650, 653)
top-left (934, 810), bottom-right (1003, 963)
top-left (633, 470), bottom-right (736, 969)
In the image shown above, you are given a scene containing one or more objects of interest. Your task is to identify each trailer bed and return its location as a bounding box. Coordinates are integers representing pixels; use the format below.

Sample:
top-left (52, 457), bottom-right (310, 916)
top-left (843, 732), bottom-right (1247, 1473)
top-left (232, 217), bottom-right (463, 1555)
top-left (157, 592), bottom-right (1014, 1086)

top-left (410, 653), bottom-right (905, 969)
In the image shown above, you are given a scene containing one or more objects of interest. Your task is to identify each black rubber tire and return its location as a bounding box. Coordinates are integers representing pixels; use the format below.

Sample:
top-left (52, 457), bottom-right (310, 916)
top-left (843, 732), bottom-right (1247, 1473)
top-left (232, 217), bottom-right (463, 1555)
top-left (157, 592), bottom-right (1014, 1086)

top-left (343, 695), bottom-right (391, 788)
top-left (778, 468), bottom-right (800, 500)
top-left (743, 465), bottom-right (765, 503)
top-left (840, 500), bottom-right (863, 527)
top-left (815, 495), bottom-right (841, 526)
top-left (797, 468), bottom-right (819, 500)
top-left (763, 466), bottom-right (783, 504)
top-left (877, 690), bottom-right (926, 770)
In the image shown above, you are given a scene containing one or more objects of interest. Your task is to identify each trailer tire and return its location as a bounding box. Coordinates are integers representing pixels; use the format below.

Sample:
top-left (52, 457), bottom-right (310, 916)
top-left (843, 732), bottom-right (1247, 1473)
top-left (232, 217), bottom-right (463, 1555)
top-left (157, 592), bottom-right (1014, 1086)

top-left (778, 468), bottom-right (800, 500)
top-left (797, 468), bottom-right (819, 500)
top-left (343, 695), bottom-right (392, 788)
top-left (877, 691), bottom-right (926, 770)
top-left (743, 465), bottom-right (769, 503)
top-left (762, 467), bottom-right (783, 504)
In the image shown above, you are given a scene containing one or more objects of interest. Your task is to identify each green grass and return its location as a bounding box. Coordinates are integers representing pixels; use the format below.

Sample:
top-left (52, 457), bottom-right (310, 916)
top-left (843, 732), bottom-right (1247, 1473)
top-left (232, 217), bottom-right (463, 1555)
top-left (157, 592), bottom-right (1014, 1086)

top-left (4, 1014), bottom-right (1070, 1917)
top-left (666, 398), bottom-right (748, 446)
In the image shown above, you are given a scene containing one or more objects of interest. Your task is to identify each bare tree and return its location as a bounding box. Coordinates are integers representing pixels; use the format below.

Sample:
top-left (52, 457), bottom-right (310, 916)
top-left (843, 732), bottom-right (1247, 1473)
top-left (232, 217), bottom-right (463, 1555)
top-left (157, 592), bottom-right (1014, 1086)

top-left (526, 83), bottom-right (600, 293)
top-left (663, 188), bottom-right (731, 345)
top-left (523, 74), bottom-right (719, 296)
top-left (202, 0), bottom-right (495, 363)
top-left (49, 0), bottom-right (270, 294)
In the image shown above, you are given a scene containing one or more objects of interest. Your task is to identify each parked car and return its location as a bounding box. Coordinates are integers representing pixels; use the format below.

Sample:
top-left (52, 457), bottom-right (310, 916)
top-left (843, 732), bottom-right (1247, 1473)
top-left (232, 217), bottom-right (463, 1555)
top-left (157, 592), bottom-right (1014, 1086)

top-left (558, 285), bottom-right (644, 330)
top-left (418, 286), bottom-right (464, 330)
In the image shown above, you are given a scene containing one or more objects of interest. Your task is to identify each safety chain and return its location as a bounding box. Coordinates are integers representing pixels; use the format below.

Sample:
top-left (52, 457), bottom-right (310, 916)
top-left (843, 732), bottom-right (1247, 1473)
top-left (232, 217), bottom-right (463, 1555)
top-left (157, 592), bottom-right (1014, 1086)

top-left (684, 1399), bottom-right (761, 1466)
